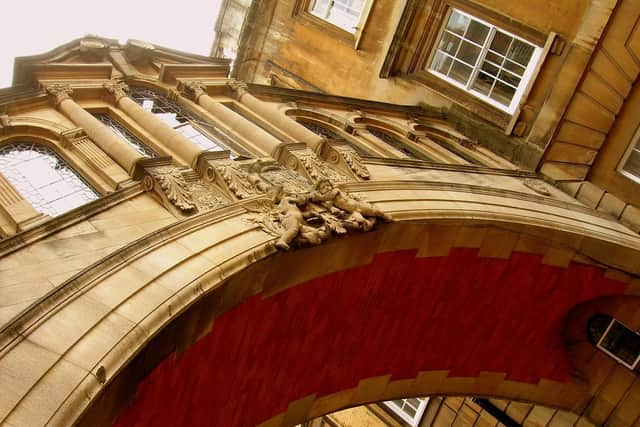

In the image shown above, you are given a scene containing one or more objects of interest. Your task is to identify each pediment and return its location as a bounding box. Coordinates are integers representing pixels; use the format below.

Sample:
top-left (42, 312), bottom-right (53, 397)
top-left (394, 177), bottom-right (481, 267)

top-left (11, 36), bottom-right (231, 87)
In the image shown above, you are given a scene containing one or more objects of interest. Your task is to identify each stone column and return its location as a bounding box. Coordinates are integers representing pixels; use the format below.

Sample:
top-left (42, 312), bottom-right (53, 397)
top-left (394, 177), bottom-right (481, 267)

top-left (227, 80), bottom-right (324, 149)
top-left (180, 81), bottom-right (282, 156)
top-left (46, 84), bottom-right (143, 174)
top-left (103, 82), bottom-right (203, 166)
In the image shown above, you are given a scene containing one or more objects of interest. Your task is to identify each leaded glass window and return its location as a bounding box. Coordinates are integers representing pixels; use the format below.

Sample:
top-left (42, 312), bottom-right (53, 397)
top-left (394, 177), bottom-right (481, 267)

top-left (128, 87), bottom-right (251, 158)
top-left (429, 8), bottom-right (542, 113)
top-left (0, 143), bottom-right (98, 216)
top-left (298, 119), bottom-right (369, 155)
top-left (368, 127), bottom-right (427, 160)
top-left (93, 113), bottom-right (157, 158)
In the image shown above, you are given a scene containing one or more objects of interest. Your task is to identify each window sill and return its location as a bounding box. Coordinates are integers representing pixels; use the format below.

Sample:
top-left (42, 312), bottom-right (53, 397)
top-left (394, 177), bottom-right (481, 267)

top-left (294, 11), bottom-right (357, 46)
top-left (407, 71), bottom-right (512, 130)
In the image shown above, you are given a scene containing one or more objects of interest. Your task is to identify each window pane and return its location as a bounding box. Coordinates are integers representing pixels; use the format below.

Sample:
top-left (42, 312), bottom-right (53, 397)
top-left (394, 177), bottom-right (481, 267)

top-left (498, 69), bottom-right (521, 87)
top-left (490, 80), bottom-right (516, 105)
top-left (457, 41), bottom-right (481, 66)
top-left (508, 38), bottom-right (535, 65)
top-left (439, 32), bottom-right (462, 56)
top-left (0, 143), bottom-right (98, 216)
top-left (485, 51), bottom-right (504, 66)
top-left (623, 149), bottom-right (640, 177)
top-left (472, 72), bottom-right (495, 95)
top-left (431, 51), bottom-right (453, 75)
top-left (465, 20), bottom-right (490, 45)
top-left (449, 60), bottom-right (473, 85)
top-left (446, 10), bottom-right (469, 36)
top-left (490, 31), bottom-right (512, 54)
top-left (481, 60), bottom-right (499, 77)
top-left (600, 321), bottom-right (640, 366)
top-left (310, 0), bottom-right (330, 16)
top-left (504, 59), bottom-right (526, 76)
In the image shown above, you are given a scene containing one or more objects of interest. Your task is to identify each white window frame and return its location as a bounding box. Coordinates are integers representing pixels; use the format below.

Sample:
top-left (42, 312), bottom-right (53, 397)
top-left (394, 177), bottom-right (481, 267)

top-left (596, 318), bottom-right (640, 370)
top-left (307, 0), bottom-right (373, 47)
top-left (617, 126), bottom-right (640, 184)
top-left (427, 8), bottom-right (543, 114)
top-left (383, 397), bottom-right (429, 426)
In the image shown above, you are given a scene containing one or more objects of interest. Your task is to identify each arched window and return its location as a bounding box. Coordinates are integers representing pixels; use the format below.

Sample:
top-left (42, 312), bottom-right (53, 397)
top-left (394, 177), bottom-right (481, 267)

top-left (588, 314), bottom-right (640, 370)
top-left (0, 142), bottom-right (98, 216)
top-left (93, 113), bottom-right (157, 158)
top-left (297, 119), bottom-right (369, 155)
top-left (367, 127), bottom-right (428, 160)
top-left (128, 87), bottom-right (251, 158)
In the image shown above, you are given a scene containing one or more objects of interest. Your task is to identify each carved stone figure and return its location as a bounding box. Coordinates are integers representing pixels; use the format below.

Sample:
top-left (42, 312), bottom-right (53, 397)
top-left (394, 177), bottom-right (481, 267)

top-left (310, 179), bottom-right (392, 231)
top-left (245, 170), bottom-right (391, 250)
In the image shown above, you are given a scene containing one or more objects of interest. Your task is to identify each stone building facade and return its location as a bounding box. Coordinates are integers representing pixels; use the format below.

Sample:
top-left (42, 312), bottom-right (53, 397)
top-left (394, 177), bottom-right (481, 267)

top-left (0, 28), bottom-right (637, 427)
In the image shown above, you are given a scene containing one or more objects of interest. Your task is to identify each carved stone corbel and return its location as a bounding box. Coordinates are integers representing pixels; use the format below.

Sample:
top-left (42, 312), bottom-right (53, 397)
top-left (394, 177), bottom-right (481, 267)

top-left (321, 142), bottom-right (370, 180)
top-left (136, 157), bottom-right (229, 215)
top-left (277, 143), bottom-right (350, 184)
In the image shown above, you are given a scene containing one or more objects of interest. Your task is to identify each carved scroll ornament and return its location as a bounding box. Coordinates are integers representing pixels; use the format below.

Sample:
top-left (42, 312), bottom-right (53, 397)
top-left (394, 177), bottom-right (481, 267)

top-left (331, 145), bottom-right (370, 179)
top-left (144, 166), bottom-right (196, 212)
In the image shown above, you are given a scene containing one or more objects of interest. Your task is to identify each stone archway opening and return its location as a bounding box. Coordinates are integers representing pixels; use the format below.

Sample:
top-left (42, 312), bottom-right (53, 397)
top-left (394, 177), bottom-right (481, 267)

top-left (76, 231), bottom-right (630, 427)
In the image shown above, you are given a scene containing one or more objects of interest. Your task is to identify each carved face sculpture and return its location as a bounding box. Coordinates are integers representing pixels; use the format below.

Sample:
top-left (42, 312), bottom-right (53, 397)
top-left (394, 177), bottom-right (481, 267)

top-left (317, 179), bottom-right (333, 194)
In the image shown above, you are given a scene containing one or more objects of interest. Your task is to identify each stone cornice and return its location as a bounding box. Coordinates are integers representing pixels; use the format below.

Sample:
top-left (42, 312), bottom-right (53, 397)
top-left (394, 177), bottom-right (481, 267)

top-left (362, 156), bottom-right (539, 177)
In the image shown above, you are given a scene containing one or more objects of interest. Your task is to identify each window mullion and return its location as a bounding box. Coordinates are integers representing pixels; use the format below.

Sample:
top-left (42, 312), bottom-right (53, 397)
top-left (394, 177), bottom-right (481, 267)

top-left (466, 26), bottom-right (494, 90)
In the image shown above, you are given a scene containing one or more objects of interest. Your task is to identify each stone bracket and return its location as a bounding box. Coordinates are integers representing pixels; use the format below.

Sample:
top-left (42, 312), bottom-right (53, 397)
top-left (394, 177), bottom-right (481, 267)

top-left (320, 141), bottom-right (370, 180)
top-left (276, 143), bottom-right (350, 184)
top-left (135, 157), bottom-right (228, 215)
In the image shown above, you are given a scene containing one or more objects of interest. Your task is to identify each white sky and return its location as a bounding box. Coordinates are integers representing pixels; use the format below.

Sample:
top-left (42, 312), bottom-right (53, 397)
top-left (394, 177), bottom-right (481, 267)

top-left (0, 0), bottom-right (223, 88)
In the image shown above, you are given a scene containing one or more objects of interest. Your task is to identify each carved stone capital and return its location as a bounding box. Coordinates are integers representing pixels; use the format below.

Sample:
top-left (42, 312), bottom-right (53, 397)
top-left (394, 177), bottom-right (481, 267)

top-left (103, 81), bottom-right (129, 103)
top-left (45, 84), bottom-right (73, 107)
top-left (180, 81), bottom-right (208, 102)
top-left (227, 80), bottom-right (249, 98)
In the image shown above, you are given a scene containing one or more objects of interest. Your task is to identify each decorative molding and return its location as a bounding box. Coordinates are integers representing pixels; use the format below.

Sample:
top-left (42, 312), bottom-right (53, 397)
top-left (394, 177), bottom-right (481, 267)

top-left (179, 80), bottom-right (208, 102)
top-left (279, 143), bottom-right (350, 184)
top-left (523, 178), bottom-right (552, 196)
top-left (103, 80), bottom-right (129, 103)
top-left (146, 166), bottom-right (196, 212)
top-left (45, 84), bottom-right (73, 106)
top-left (324, 143), bottom-right (370, 180)
top-left (227, 79), bottom-right (249, 98)
top-left (245, 177), bottom-right (391, 251)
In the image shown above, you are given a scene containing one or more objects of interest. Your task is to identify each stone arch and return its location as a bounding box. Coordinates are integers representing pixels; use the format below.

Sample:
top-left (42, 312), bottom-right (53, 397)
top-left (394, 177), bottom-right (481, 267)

top-left (1, 184), bottom-right (639, 426)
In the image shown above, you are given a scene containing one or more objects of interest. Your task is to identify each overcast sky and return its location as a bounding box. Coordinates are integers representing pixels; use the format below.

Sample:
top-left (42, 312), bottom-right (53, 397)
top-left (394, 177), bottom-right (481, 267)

top-left (0, 0), bottom-right (223, 88)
